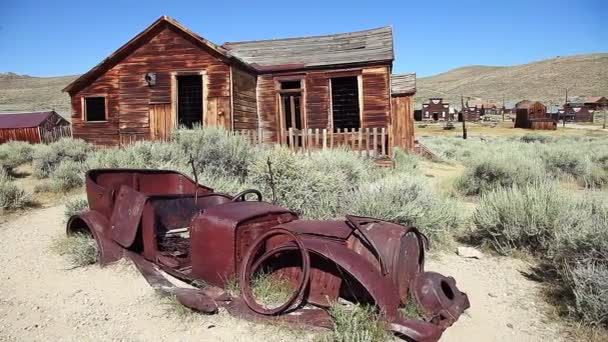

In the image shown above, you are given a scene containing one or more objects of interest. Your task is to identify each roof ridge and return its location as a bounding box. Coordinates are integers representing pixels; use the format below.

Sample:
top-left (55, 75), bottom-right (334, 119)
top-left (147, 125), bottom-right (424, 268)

top-left (222, 26), bottom-right (392, 47)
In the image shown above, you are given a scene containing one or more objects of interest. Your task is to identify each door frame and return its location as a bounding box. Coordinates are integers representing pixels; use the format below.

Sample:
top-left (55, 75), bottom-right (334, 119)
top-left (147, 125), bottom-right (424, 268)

top-left (274, 76), bottom-right (306, 144)
top-left (170, 71), bottom-right (207, 129)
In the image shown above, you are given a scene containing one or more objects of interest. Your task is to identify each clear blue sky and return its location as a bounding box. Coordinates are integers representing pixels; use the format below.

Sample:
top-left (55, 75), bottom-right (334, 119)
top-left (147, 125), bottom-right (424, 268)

top-left (1, 0), bottom-right (606, 77)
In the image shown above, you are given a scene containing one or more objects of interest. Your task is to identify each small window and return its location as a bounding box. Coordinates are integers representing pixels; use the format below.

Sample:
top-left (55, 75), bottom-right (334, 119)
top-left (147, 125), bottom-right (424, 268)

top-left (84, 97), bottom-right (106, 122)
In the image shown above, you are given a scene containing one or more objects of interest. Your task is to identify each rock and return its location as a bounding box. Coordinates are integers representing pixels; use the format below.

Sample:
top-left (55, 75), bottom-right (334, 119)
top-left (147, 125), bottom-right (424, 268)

top-left (457, 246), bottom-right (484, 259)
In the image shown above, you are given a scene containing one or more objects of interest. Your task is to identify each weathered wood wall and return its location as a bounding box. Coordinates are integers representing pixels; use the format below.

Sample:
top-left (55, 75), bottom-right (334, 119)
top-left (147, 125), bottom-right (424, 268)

top-left (391, 95), bottom-right (414, 151)
top-left (0, 127), bottom-right (40, 144)
top-left (71, 25), bottom-right (234, 146)
top-left (231, 67), bottom-right (258, 130)
top-left (256, 65), bottom-right (391, 143)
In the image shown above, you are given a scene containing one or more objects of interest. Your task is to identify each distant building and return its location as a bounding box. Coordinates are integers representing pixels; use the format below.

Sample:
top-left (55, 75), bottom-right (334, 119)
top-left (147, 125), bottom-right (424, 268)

top-left (514, 101), bottom-right (556, 130)
top-left (420, 98), bottom-right (452, 121)
top-left (458, 106), bottom-right (481, 122)
top-left (0, 111), bottom-right (71, 143)
top-left (565, 96), bottom-right (608, 111)
top-left (557, 106), bottom-right (594, 122)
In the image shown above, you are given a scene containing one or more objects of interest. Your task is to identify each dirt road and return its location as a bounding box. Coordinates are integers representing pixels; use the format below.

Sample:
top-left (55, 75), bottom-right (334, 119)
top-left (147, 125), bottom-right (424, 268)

top-left (0, 204), bottom-right (567, 341)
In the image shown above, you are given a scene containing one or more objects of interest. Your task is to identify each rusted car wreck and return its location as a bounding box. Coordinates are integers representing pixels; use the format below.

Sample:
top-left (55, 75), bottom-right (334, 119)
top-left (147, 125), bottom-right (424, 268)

top-left (67, 169), bottom-right (469, 341)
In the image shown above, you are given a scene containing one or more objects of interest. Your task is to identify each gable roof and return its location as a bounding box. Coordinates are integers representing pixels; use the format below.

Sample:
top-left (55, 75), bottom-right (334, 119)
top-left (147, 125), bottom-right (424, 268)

top-left (390, 73), bottom-right (416, 95)
top-left (0, 111), bottom-right (59, 129)
top-left (63, 16), bottom-right (247, 94)
top-left (64, 17), bottom-right (396, 93)
top-left (223, 26), bottom-right (394, 70)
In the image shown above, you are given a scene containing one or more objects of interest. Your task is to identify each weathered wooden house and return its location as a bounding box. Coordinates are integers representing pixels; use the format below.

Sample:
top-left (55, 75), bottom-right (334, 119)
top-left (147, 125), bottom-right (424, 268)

top-left (558, 106), bottom-right (594, 122)
top-left (514, 101), bottom-right (556, 130)
top-left (566, 96), bottom-right (608, 111)
top-left (0, 111), bottom-right (71, 144)
top-left (458, 106), bottom-right (481, 122)
top-left (63, 16), bottom-right (416, 154)
top-left (420, 98), bottom-right (451, 121)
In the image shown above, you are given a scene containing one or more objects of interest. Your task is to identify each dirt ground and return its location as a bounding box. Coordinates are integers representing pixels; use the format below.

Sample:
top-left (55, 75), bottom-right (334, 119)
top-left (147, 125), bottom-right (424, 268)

top-left (0, 203), bottom-right (568, 341)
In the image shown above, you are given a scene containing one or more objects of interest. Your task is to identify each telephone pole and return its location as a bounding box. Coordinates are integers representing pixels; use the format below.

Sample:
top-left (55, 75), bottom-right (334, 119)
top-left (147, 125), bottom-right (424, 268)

top-left (461, 95), bottom-right (467, 140)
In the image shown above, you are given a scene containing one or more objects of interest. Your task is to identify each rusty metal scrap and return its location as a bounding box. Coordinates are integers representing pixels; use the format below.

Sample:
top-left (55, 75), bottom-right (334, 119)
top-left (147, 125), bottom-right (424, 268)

top-left (67, 168), bottom-right (470, 342)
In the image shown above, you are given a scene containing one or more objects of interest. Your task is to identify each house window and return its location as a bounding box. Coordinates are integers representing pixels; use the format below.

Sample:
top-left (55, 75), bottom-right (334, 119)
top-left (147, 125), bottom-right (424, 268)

top-left (331, 76), bottom-right (360, 130)
top-left (84, 97), bottom-right (106, 122)
top-left (279, 80), bottom-right (303, 130)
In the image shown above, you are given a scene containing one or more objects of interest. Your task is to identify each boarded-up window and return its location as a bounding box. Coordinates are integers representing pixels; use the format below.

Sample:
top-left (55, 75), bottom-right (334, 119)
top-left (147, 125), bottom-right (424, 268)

top-left (331, 77), bottom-right (360, 130)
top-left (85, 97), bottom-right (106, 122)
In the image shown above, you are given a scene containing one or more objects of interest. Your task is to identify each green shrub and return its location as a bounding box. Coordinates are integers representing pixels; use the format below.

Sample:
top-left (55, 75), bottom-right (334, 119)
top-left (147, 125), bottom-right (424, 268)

top-left (173, 127), bottom-right (254, 180)
top-left (249, 147), bottom-right (353, 219)
top-left (0, 178), bottom-right (31, 210)
top-left (45, 160), bottom-right (86, 192)
top-left (344, 173), bottom-right (463, 243)
top-left (540, 147), bottom-right (592, 180)
top-left (320, 304), bottom-right (390, 342)
top-left (393, 148), bottom-right (419, 172)
top-left (472, 182), bottom-right (574, 254)
top-left (0, 141), bottom-right (34, 174)
top-left (32, 138), bottom-right (93, 178)
top-left (473, 183), bottom-right (608, 325)
top-left (455, 152), bottom-right (545, 195)
top-left (51, 234), bottom-right (98, 267)
top-left (520, 133), bottom-right (553, 144)
top-left (570, 262), bottom-right (608, 326)
top-left (64, 197), bottom-right (89, 222)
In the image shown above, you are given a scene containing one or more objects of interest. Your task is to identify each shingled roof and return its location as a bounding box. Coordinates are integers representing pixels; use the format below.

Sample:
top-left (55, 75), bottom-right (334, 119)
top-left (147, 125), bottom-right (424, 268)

top-left (390, 73), bottom-right (416, 95)
top-left (223, 27), bottom-right (394, 70)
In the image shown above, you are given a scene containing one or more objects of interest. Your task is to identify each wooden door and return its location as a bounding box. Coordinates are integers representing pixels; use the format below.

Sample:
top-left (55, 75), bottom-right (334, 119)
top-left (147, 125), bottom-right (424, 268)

top-left (149, 103), bottom-right (173, 141)
top-left (390, 95), bottom-right (414, 152)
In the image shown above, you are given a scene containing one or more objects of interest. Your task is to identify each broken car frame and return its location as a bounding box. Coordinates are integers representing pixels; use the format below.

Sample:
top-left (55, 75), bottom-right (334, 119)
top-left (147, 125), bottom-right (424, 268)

top-left (67, 169), bottom-right (469, 342)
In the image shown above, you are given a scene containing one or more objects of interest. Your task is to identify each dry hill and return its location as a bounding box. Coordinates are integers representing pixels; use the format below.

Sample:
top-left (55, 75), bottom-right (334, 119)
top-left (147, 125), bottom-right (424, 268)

top-left (416, 53), bottom-right (608, 108)
top-left (0, 73), bottom-right (77, 117)
top-left (1, 53), bottom-right (606, 117)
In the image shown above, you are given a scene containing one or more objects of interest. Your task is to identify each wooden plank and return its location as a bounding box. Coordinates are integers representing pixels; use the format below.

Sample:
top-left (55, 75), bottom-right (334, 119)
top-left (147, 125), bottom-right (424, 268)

top-left (372, 127), bottom-right (378, 157)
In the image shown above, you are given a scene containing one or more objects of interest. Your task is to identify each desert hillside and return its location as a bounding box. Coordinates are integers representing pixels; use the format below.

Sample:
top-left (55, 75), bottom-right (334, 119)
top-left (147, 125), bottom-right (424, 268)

top-left (0, 73), bottom-right (77, 117)
top-left (1, 53), bottom-right (606, 117)
top-left (416, 53), bottom-right (608, 107)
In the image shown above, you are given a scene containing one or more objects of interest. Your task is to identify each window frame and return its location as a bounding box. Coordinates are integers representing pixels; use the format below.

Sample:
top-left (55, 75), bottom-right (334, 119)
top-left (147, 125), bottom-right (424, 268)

top-left (329, 75), bottom-right (362, 131)
top-left (81, 95), bottom-right (108, 122)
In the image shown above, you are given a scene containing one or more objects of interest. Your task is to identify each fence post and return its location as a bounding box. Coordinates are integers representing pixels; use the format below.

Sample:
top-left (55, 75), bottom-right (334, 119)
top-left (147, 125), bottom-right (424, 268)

top-left (322, 129), bottom-right (327, 150)
top-left (372, 127), bottom-right (378, 157)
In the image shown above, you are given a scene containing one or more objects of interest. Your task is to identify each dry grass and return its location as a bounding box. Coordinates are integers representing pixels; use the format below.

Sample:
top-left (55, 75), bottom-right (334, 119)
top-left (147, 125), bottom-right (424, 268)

top-left (415, 122), bottom-right (607, 139)
top-left (416, 53), bottom-right (608, 106)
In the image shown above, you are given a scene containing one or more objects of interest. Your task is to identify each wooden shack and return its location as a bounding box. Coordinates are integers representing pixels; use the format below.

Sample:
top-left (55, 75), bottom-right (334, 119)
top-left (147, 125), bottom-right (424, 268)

top-left (390, 73), bottom-right (416, 151)
top-left (515, 101), bottom-right (556, 130)
top-left (64, 16), bottom-right (416, 154)
top-left (0, 111), bottom-right (71, 144)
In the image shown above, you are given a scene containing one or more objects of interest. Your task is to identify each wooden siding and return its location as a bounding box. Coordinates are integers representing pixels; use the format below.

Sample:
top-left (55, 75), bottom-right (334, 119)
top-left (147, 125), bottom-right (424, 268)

top-left (362, 66), bottom-right (390, 127)
top-left (257, 75), bottom-right (277, 142)
top-left (305, 71), bottom-right (330, 129)
top-left (0, 127), bottom-right (40, 144)
top-left (256, 65), bottom-right (391, 143)
top-left (391, 95), bottom-right (414, 151)
top-left (71, 26), bottom-right (233, 146)
top-left (231, 67), bottom-right (258, 130)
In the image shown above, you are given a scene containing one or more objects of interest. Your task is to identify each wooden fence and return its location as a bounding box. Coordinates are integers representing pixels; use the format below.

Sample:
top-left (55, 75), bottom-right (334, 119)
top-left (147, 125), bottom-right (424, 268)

top-left (235, 127), bottom-right (390, 158)
top-left (40, 125), bottom-right (72, 144)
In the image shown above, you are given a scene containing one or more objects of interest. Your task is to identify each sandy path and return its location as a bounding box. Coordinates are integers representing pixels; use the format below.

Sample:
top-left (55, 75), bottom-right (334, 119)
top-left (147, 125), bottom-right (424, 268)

top-left (0, 204), bottom-right (567, 341)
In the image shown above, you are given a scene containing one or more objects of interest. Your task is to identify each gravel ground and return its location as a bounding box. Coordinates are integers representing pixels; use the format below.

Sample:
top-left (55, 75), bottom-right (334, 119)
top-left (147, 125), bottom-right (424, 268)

top-left (0, 203), bottom-right (567, 341)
